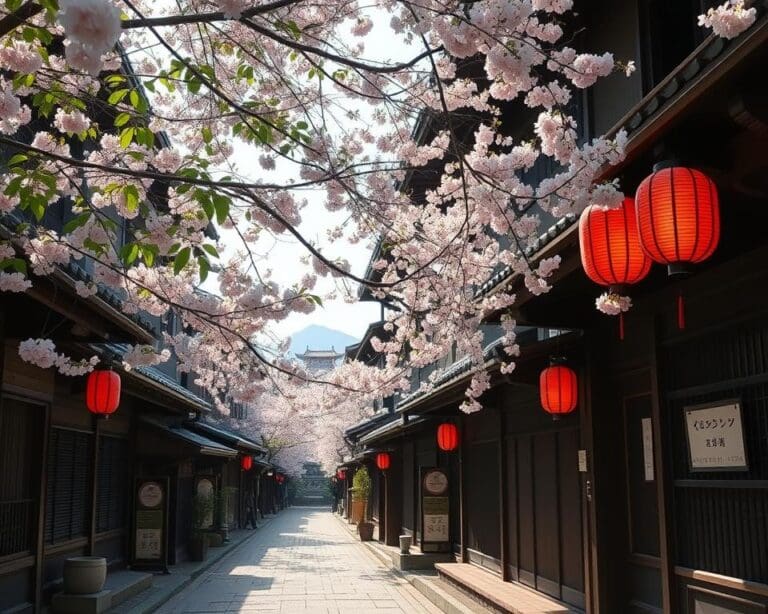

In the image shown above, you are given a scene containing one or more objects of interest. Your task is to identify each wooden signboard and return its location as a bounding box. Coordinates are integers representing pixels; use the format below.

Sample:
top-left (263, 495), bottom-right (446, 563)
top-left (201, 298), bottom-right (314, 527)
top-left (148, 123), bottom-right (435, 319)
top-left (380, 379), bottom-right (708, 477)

top-left (131, 477), bottom-right (170, 572)
top-left (420, 467), bottom-right (450, 553)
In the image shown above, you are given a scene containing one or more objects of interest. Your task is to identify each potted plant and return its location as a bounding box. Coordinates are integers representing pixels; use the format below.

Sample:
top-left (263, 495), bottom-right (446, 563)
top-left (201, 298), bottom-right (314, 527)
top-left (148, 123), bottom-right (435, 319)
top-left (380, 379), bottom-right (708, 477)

top-left (189, 492), bottom-right (215, 561)
top-left (352, 467), bottom-right (374, 541)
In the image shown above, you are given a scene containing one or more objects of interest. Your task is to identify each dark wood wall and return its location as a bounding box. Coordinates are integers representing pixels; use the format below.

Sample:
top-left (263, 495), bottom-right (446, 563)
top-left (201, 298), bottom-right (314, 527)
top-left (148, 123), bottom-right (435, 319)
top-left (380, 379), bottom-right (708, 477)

top-left (501, 387), bottom-right (585, 609)
top-left (587, 243), bottom-right (768, 614)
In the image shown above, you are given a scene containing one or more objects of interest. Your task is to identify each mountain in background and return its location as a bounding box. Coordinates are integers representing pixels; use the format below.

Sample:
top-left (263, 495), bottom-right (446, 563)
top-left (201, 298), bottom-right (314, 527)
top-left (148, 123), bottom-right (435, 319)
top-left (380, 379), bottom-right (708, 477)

top-left (288, 325), bottom-right (358, 356)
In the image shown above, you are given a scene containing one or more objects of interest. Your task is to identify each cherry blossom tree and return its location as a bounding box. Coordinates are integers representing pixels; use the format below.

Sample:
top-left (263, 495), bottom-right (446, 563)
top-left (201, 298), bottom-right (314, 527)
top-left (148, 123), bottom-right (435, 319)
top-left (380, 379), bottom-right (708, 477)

top-left (0, 0), bottom-right (756, 430)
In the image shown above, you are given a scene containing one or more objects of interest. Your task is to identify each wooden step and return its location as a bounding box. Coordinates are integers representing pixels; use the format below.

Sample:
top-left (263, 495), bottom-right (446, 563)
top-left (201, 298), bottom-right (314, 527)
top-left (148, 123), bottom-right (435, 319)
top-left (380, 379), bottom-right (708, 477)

top-left (436, 563), bottom-right (580, 614)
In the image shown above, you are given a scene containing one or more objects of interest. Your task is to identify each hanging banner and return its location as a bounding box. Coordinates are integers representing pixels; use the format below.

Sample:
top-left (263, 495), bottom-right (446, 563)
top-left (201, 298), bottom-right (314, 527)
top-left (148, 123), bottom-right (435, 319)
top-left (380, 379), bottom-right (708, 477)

top-left (420, 467), bottom-right (450, 553)
top-left (132, 477), bottom-right (169, 572)
top-left (684, 400), bottom-right (748, 472)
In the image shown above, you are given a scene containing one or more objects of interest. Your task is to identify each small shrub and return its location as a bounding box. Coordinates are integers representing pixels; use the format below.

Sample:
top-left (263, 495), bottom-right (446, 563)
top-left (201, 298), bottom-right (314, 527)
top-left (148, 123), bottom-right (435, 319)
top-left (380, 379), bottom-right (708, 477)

top-left (352, 466), bottom-right (371, 502)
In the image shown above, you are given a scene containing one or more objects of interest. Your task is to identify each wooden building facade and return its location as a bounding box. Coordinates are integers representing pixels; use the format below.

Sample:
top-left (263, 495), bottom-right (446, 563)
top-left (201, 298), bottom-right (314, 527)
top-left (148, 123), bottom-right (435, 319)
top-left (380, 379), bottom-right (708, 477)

top-left (0, 267), bottom-right (278, 612)
top-left (348, 3), bottom-right (768, 613)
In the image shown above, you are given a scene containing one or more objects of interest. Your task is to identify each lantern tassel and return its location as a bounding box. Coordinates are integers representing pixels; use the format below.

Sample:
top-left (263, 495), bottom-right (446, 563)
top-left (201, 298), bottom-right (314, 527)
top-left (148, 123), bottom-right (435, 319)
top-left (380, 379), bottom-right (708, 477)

top-left (619, 312), bottom-right (625, 341)
top-left (677, 292), bottom-right (686, 330)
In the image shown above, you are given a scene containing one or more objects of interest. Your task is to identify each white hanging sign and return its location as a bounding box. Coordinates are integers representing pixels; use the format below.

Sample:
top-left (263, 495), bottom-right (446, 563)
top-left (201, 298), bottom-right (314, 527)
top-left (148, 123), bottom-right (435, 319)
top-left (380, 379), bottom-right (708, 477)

top-left (684, 400), bottom-right (748, 472)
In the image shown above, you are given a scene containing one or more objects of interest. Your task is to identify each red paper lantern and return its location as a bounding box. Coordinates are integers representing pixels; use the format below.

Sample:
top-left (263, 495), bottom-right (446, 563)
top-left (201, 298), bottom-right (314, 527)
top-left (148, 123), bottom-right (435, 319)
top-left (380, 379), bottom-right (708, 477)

top-left (241, 455), bottom-right (253, 471)
top-left (635, 164), bottom-right (720, 273)
top-left (579, 197), bottom-right (651, 288)
top-left (376, 452), bottom-right (390, 471)
top-left (86, 369), bottom-right (121, 417)
top-left (337, 469), bottom-right (346, 480)
top-left (437, 423), bottom-right (459, 452)
top-left (539, 361), bottom-right (578, 418)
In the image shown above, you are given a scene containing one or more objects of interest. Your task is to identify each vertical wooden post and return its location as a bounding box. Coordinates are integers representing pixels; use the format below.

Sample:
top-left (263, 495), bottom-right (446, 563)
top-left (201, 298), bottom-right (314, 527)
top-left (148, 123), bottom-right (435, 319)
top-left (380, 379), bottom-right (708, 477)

top-left (89, 416), bottom-right (101, 555)
top-left (33, 402), bottom-right (51, 614)
top-left (385, 447), bottom-right (402, 547)
top-left (582, 343), bottom-right (599, 614)
top-left (650, 320), bottom-right (676, 614)
top-left (459, 414), bottom-right (467, 563)
top-left (499, 407), bottom-right (509, 581)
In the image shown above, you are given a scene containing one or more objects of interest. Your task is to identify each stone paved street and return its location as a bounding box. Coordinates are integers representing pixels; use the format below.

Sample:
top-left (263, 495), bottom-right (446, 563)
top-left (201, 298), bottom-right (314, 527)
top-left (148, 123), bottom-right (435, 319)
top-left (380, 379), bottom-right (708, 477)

top-left (156, 507), bottom-right (444, 613)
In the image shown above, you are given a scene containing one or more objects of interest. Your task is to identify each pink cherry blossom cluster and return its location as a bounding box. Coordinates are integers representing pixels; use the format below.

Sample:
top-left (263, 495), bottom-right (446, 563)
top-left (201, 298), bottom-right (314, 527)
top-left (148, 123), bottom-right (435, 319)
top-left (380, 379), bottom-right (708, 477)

top-left (698, 0), bottom-right (757, 39)
top-left (58, 0), bottom-right (122, 75)
top-left (595, 292), bottom-right (633, 316)
top-left (18, 338), bottom-right (100, 375)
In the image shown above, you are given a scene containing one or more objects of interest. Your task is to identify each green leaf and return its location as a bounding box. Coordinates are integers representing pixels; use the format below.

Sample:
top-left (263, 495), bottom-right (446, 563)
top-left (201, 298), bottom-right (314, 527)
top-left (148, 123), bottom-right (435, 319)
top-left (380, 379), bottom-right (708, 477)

top-left (108, 88), bottom-right (130, 105)
top-left (114, 112), bottom-right (131, 127)
top-left (120, 242), bottom-right (140, 265)
top-left (0, 258), bottom-right (26, 274)
top-left (124, 184), bottom-right (140, 213)
top-left (83, 238), bottom-right (105, 256)
top-left (9, 258), bottom-right (26, 274)
top-left (63, 212), bottom-right (91, 234)
top-left (202, 243), bottom-right (219, 258)
top-left (141, 244), bottom-right (158, 267)
top-left (28, 199), bottom-right (45, 221)
top-left (173, 246), bottom-right (191, 274)
top-left (8, 153), bottom-right (28, 166)
top-left (120, 127), bottom-right (135, 148)
top-left (198, 256), bottom-right (210, 282)
top-left (212, 194), bottom-right (230, 225)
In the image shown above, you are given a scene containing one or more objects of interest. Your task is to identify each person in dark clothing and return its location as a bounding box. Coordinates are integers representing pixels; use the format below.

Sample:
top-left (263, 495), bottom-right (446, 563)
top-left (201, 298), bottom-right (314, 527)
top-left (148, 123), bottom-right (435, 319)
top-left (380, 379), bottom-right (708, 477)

top-left (245, 489), bottom-right (258, 529)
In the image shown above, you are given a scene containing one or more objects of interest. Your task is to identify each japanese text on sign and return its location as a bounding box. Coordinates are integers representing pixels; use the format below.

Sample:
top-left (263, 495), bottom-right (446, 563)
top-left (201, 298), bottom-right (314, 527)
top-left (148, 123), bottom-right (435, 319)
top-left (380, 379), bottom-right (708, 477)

top-left (685, 401), bottom-right (747, 471)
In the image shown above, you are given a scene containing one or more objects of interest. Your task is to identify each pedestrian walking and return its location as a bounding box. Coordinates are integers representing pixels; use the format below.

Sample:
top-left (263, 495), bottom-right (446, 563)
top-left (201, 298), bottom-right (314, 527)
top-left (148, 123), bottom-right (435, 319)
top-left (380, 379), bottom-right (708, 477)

top-left (245, 488), bottom-right (258, 529)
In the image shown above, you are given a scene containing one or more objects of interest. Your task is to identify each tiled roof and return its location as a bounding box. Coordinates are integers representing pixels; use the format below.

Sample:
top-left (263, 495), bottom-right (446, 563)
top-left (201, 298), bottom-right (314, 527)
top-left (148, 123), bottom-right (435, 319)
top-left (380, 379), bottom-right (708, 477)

top-left (474, 215), bottom-right (576, 299)
top-left (188, 420), bottom-right (267, 455)
top-left (296, 348), bottom-right (345, 358)
top-left (358, 415), bottom-right (427, 446)
top-left (0, 213), bottom-right (157, 339)
top-left (63, 261), bottom-right (157, 336)
top-left (344, 410), bottom-right (398, 440)
top-left (89, 342), bottom-right (212, 411)
top-left (397, 337), bottom-right (507, 410)
top-left (140, 416), bottom-right (237, 457)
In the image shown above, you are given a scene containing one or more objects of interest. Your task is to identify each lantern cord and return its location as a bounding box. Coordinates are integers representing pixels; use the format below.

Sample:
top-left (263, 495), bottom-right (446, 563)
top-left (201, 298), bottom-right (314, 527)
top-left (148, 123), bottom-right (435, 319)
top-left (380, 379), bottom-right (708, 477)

top-left (677, 292), bottom-right (686, 330)
top-left (619, 312), bottom-right (625, 341)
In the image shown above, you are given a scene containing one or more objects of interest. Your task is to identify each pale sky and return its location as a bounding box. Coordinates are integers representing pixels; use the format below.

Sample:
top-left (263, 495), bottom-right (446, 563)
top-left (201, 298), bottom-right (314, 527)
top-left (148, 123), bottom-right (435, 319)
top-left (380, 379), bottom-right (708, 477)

top-left (199, 9), bottom-right (418, 344)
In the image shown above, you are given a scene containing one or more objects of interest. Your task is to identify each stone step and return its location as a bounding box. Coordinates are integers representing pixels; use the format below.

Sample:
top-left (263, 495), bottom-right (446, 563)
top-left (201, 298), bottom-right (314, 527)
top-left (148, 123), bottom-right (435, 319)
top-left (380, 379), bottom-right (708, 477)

top-left (51, 570), bottom-right (152, 614)
top-left (104, 571), bottom-right (153, 609)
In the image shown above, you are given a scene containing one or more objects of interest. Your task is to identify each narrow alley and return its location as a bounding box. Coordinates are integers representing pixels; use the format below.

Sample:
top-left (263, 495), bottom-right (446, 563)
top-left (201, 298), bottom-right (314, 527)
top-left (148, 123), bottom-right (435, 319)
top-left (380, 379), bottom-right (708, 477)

top-left (156, 508), bottom-right (443, 614)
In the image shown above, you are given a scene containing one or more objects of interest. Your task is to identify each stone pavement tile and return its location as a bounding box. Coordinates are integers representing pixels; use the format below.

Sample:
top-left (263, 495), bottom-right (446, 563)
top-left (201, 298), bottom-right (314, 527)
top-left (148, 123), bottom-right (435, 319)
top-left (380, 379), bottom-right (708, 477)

top-left (373, 600), bottom-right (401, 608)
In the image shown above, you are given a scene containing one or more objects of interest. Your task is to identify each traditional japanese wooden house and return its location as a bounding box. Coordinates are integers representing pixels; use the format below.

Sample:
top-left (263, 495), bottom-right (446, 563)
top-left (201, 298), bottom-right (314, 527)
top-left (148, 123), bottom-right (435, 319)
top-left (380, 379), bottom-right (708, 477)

top-left (350, 3), bottom-right (768, 613)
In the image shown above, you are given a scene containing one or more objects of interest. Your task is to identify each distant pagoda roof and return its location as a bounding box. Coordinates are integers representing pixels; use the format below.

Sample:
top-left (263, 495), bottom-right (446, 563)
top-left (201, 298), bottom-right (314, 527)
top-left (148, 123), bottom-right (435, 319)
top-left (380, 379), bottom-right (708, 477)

top-left (295, 346), bottom-right (345, 359)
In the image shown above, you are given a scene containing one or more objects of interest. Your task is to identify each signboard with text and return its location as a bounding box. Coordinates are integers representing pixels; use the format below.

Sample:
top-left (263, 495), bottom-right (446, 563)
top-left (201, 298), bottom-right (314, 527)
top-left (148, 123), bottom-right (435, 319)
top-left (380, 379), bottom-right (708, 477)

top-left (684, 400), bottom-right (748, 472)
top-left (131, 477), bottom-right (169, 572)
top-left (420, 467), bottom-right (450, 553)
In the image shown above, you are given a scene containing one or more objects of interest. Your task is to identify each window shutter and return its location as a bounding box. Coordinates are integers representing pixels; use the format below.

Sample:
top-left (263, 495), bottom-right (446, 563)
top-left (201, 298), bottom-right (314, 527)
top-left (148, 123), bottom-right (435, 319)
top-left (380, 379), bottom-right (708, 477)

top-left (96, 436), bottom-right (130, 533)
top-left (45, 429), bottom-right (93, 544)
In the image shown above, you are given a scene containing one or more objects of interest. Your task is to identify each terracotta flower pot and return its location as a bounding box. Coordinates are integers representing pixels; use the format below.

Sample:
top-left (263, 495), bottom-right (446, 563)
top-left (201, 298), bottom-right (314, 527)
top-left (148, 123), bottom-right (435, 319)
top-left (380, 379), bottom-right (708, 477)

top-left (351, 499), bottom-right (366, 524)
top-left (63, 557), bottom-right (107, 595)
